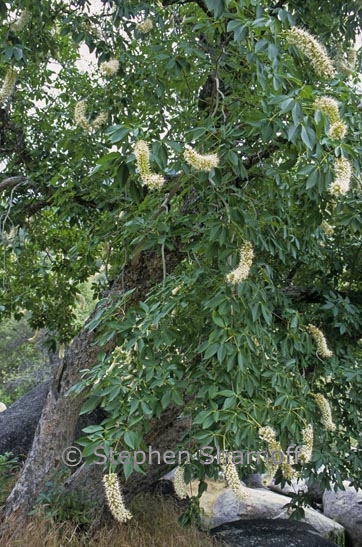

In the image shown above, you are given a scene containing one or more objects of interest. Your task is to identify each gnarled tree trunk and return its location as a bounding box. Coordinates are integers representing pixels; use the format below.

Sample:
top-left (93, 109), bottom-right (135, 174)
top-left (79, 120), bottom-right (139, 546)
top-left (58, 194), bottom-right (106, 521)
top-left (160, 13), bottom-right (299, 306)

top-left (0, 247), bottom-right (184, 535)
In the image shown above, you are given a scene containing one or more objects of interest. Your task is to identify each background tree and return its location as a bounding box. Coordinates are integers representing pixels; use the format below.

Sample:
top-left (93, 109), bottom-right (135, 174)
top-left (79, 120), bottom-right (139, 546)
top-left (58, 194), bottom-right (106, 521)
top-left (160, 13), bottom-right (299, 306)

top-left (0, 318), bottom-right (49, 406)
top-left (0, 0), bottom-right (361, 533)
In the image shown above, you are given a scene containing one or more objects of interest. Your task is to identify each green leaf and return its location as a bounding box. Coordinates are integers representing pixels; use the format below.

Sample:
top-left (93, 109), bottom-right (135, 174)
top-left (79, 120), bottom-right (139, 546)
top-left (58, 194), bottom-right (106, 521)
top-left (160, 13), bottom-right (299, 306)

top-left (82, 424), bottom-right (104, 434)
top-left (123, 461), bottom-right (134, 480)
top-left (171, 390), bottom-right (183, 405)
top-left (279, 98), bottom-right (294, 114)
top-left (185, 127), bottom-right (208, 139)
top-left (268, 42), bottom-right (279, 60)
top-left (306, 168), bottom-right (319, 189)
top-left (205, 0), bottom-right (226, 17)
top-left (161, 390), bottom-right (171, 409)
top-left (223, 396), bottom-right (235, 410)
top-left (107, 126), bottom-right (131, 144)
top-left (301, 125), bottom-right (316, 150)
top-left (193, 410), bottom-right (211, 425)
top-left (287, 123), bottom-right (299, 142)
top-left (212, 312), bottom-right (226, 328)
top-left (204, 343), bottom-right (219, 360)
top-left (79, 396), bottom-right (100, 415)
top-left (292, 102), bottom-right (303, 124)
top-left (227, 20), bottom-right (247, 41)
top-left (227, 149), bottom-right (239, 167)
top-left (124, 430), bottom-right (138, 450)
top-left (255, 39), bottom-right (268, 53)
top-left (13, 47), bottom-right (23, 61)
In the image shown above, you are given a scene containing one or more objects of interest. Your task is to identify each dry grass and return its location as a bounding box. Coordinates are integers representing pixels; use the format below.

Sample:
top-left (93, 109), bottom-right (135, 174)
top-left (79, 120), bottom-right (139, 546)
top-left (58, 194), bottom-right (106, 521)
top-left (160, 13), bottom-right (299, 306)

top-left (1, 494), bottom-right (218, 547)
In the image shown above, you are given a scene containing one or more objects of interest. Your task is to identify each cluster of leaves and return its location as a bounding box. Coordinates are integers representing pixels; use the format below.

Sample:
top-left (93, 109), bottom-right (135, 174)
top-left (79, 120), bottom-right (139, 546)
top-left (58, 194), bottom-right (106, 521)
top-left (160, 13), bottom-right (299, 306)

top-left (30, 468), bottom-right (97, 525)
top-left (0, 318), bottom-right (49, 405)
top-left (0, 0), bottom-right (361, 513)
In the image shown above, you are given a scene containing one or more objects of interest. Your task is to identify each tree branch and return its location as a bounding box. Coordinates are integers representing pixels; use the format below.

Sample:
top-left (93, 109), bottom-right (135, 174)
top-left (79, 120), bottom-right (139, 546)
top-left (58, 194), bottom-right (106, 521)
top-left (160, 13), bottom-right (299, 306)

top-left (0, 176), bottom-right (27, 193)
top-left (162, 0), bottom-right (213, 18)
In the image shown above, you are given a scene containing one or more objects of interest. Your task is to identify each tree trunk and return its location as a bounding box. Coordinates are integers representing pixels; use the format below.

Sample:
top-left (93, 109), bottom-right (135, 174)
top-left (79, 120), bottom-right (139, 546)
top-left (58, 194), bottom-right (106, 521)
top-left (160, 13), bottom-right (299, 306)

top-left (0, 247), bottom-right (184, 534)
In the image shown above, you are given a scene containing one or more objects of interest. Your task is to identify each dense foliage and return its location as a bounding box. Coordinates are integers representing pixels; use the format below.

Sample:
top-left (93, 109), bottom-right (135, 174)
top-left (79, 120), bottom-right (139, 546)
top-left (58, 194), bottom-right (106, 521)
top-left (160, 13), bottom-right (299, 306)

top-left (1, 0), bottom-right (361, 509)
top-left (0, 318), bottom-right (48, 405)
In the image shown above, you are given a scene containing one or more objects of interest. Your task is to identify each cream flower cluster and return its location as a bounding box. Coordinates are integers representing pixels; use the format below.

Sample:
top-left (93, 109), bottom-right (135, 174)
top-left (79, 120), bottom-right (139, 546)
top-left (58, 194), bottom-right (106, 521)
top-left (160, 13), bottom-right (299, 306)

top-left (100, 59), bottom-right (119, 77)
top-left (91, 111), bottom-right (108, 130)
top-left (313, 96), bottom-right (347, 140)
top-left (299, 424), bottom-right (314, 463)
top-left (0, 69), bottom-right (17, 104)
top-left (226, 241), bottom-right (254, 284)
top-left (346, 49), bottom-right (357, 69)
top-left (259, 426), bottom-right (281, 486)
top-left (307, 324), bottom-right (333, 358)
top-left (133, 140), bottom-right (165, 190)
top-left (329, 157), bottom-right (352, 197)
top-left (10, 10), bottom-right (31, 32)
top-left (74, 101), bottom-right (91, 130)
top-left (103, 473), bottom-right (133, 523)
top-left (184, 145), bottom-right (219, 172)
top-left (173, 466), bottom-right (189, 499)
top-left (74, 100), bottom-right (108, 132)
top-left (339, 48), bottom-right (357, 76)
top-left (136, 17), bottom-right (153, 34)
top-left (314, 97), bottom-right (340, 124)
top-left (313, 393), bottom-right (336, 431)
top-left (320, 220), bottom-right (334, 236)
top-left (134, 140), bottom-right (151, 174)
top-left (329, 120), bottom-right (348, 140)
top-left (286, 27), bottom-right (335, 79)
top-left (219, 453), bottom-right (249, 500)
top-left (258, 426), bottom-right (296, 481)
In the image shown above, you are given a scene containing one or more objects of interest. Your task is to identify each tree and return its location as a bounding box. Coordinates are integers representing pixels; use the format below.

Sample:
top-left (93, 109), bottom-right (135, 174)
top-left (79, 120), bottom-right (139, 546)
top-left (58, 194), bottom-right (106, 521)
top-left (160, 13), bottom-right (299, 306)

top-left (0, 318), bottom-right (49, 406)
top-left (0, 0), bottom-right (361, 533)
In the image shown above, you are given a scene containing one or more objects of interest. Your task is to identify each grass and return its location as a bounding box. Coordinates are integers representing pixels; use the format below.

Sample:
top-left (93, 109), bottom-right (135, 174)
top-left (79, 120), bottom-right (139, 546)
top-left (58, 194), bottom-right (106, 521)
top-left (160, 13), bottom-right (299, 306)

top-left (1, 493), bottom-right (218, 547)
top-left (1, 456), bottom-right (218, 546)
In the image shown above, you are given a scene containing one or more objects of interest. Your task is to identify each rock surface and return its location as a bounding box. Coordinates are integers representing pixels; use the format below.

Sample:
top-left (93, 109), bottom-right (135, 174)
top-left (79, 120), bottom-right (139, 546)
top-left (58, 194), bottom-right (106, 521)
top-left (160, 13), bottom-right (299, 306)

top-left (268, 477), bottom-right (308, 497)
top-left (0, 382), bottom-right (50, 457)
top-left (211, 518), bottom-right (339, 547)
top-left (323, 483), bottom-right (362, 547)
top-left (242, 473), bottom-right (264, 488)
top-left (192, 481), bottom-right (344, 545)
top-left (0, 382), bottom-right (106, 458)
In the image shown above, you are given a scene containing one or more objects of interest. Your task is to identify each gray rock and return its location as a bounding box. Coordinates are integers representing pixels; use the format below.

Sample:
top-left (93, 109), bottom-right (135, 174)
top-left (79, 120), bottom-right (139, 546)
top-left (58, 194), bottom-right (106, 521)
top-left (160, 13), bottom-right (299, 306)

top-left (323, 483), bottom-right (362, 547)
top-left (0, 382), bottom-right (50, 458)
top-left (268, 477), bottom-right (308, 497)
top-left (242, 473), bottom-right (264, 488)
top-left (0, 381), bottom-right (106, 459)
top-left (211, 518), bottom-right (339, 547)
top-left (201, 485), bottom-right (344, 545)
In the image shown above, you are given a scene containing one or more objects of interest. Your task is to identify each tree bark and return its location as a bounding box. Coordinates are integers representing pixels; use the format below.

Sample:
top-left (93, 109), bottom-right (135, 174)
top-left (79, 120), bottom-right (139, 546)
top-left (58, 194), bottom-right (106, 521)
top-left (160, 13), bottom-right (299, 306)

top-left (0, 247), bottom-right (184, 533)
top-left (0, 176), bottom-right (27, 193)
